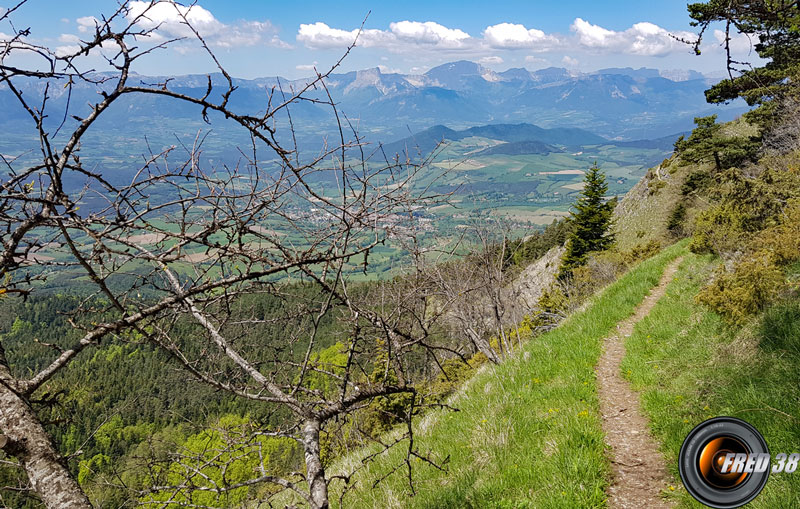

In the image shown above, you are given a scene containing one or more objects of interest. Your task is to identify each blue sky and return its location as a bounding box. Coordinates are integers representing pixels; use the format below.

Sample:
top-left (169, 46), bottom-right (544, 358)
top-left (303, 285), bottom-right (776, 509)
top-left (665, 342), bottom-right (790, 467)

top-left (1, 1), bottom-right (760, 78)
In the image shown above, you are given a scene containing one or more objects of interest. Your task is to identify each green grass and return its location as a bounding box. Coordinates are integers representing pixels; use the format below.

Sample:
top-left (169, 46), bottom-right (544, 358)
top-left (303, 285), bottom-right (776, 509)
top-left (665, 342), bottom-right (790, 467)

top-left (621, 254), bottom-right (800, 507)
top-left (317, 242), bottom-right (687, 509)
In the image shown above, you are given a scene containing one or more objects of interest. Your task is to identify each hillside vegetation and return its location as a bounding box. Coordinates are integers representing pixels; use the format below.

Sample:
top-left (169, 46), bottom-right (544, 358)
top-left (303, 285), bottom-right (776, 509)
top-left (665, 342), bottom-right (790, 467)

top-left (293, 244), bottom-right (687, 508)
top-left (7, 106), bottom-right (797, 507)
top-left (622, 253), bottom-right (800, 507)
top-left (309, 94), bottom-right (800, 507)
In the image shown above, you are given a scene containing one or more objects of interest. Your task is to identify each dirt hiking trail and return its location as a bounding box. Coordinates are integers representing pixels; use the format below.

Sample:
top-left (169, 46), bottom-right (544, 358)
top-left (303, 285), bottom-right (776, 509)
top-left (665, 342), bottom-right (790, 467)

top-left (597, 257), bottom-right (684, 508)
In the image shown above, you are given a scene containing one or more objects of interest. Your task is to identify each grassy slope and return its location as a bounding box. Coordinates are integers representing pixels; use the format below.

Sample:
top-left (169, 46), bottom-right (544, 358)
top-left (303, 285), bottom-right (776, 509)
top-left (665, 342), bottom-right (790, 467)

top-left (327, 242), bottom-right (686, 509)
top-left (621, 254), bottom-right (800, 507)
top-left (613, 116), bottom-right (760, 253)
top-left (612, 154), bottom-right (706, 252)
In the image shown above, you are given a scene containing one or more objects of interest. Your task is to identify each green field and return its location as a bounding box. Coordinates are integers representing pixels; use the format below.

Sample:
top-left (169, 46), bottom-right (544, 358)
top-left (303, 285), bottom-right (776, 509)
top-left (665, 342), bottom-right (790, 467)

top-left (4, 125), bottom-right (671, 287)
top-left (417, 136), bottom-right (668, 230)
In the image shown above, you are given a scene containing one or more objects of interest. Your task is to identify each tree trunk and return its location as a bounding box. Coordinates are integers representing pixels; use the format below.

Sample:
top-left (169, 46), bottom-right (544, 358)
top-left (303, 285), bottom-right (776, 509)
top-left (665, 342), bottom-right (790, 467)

top-left (301, 419), bottom-right (329, 509)
top-left (0, 366), bottom-right (91, 508)
top-left (465, 327), bottom-right (500, 364)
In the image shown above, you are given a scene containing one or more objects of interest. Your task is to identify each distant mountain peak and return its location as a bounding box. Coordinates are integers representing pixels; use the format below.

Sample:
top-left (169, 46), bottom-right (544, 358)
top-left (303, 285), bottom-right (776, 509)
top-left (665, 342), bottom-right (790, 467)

top-left (381, 122), bottom-right (610, 160)
top-left (498, 67), bottom-right (534, 81)
top-left (424, 60), bottom-right (503, 87)
top-left (657, 69), bottom-right (706, 82)
top-left (590, 66), bottom-right (706, 82)
top-left (425, 60), bottom-right (486, 76)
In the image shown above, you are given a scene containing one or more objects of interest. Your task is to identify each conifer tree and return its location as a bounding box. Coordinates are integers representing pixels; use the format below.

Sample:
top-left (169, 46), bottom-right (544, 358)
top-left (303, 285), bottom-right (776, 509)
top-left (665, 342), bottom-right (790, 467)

top-left (559, 164), bottom-right (615, 278)
top-left (687, 0), bottom-right (800, 125)
top-left (674, 115), bottom-right (760, 171)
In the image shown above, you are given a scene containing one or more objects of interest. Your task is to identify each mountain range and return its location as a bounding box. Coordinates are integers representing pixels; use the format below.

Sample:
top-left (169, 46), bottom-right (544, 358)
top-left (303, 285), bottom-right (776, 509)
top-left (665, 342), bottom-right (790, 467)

top-left (0, 60), bottom-right (744, 146)
top-left (295, 61), bottom-right (741, 140)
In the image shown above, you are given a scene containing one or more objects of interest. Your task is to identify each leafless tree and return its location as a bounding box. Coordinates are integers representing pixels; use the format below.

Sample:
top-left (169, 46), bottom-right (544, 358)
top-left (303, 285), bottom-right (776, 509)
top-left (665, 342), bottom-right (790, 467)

top-left (426, 220), bottom-right (529, 364)
top-left (0, 2), bottom-right (454, 508)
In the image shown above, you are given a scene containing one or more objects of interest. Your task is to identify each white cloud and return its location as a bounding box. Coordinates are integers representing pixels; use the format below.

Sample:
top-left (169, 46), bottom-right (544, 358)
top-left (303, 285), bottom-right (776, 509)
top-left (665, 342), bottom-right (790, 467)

top-left (60, 18), bottom-right (70, 24)
top-left (0, 31), bottom-right (37, 50)
top-left (571, 18), bottom-right (693, 56)
top-left (297, 22), bottom-right (361, 48)
top-left (126, 1), bottom-right (222, 37)
top-left (296, 61), bottom-right (318, 71)
top-left (562, 55), bottom-right (579, 67)
top-left (215, 20), bottom-right (275, 48)
top-left (55, 44), bottom-right (81, 57)
top-left (297, 20), bottom-right (471, 51)
top-left (571, 18), bottom-right (615, 48)
top-left (269, 34), bottom-right (292, 49)
top-left (76, 16), bottom-right (98, 34)
top-left (483, 23), bottom-right (559, 50)
top-left (55, 37), bottom-right (120, 58)
top-left (525, 55), bottom-right (548, 65)
top-left (124, 1), bottom-right (289, 49)
top-left (378, 64), bottom-right (402, 74)
top-left (389, 21), bottom-right (469, 47)
top-left (478, 55), bottom-right (503, 65)
top-left (712, 29), bottom-right (754, 54)
top-left (59, 33), bottom-right (81, 43)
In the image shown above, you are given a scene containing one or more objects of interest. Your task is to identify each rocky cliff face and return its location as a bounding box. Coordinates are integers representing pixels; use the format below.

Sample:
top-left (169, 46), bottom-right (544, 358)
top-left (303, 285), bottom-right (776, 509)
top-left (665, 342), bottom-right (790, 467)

top-left (511, 245), bottom-right (565, 311)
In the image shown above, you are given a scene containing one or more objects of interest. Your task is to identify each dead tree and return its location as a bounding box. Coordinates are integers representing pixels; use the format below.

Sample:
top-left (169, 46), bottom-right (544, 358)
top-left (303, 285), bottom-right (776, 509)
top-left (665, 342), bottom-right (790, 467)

top-left (0, 2), bottom-right (450, 507)
top-left (426, 220), bottom-right (528, 364)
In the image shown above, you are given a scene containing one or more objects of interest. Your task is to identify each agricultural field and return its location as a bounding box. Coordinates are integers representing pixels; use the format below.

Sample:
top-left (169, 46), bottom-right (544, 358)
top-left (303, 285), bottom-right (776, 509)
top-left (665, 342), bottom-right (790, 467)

top-left (414, 135), bottom-right (672, 230)
top-left (2, 116), bottom-right (674, 287)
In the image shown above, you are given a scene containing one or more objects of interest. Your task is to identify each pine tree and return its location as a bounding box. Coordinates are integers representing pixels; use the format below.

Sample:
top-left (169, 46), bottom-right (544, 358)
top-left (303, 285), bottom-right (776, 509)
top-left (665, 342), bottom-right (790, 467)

top-left (687, 0), bottom-right (800, 125)
top-left (559, 164), bottom-right (615, 278)
top-left (674, 115), bottom-right (759, 172)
